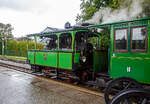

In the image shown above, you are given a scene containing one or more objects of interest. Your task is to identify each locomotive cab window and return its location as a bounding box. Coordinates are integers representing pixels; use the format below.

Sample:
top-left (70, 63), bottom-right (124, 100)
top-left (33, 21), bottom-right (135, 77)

top-left (75, 31), bottom-right (88, 51)
top-left (131, 26), bottom-right (147, 52)
top-left (59, 33), bottom-right (72, 50)
top-left (114, 29), bottom-right (128, 52)
top-left (88, 32), bottom-right (99, 50)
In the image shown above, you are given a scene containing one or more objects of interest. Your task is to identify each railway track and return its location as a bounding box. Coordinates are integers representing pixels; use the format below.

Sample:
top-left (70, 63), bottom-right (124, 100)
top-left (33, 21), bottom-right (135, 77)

top-left (0, 61), bottom-right (105, 97)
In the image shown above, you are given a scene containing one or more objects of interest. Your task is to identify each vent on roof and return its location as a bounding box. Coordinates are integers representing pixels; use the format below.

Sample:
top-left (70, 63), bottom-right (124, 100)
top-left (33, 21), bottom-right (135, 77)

top-left (64, 22), bottom-right (71, 29)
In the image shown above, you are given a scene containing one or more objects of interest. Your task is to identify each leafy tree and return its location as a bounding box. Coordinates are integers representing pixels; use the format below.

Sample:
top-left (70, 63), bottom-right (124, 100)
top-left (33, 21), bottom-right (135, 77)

top-left (108, 0), bottom-right (123, 9)
top-left (79, 0), bottom-right (99, 21)
top-left (76, 0), bottom-right (124, 22)
top-left (0, 23), bottom-right (13, 40)
top-left (83, 5), bottom-right (99, 21)
top-left (141, 0), bottom-right (150, 17)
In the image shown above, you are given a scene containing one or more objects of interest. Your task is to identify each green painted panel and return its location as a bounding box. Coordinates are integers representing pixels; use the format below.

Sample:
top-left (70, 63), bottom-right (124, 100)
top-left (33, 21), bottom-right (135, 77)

top-left (114, 23), bottom-right (129, 29)
top-left (27, 51), bottom-right (34, 64)
top-left (148, 21), bottom-right (150, 53)
top-left (112, 53), bottom-right (150, 59)
top-left (35, 52), bottom-right (57, 67)
top-left (59, 53), bottom-right (72, 70)
top-left (130, 20), bottom-right (148, 27)
top-left (93, 50), bottom-right (108, 72)
top-left (74, 52), bottom-right (80, 64)
top-left (111, 57), bottom-right (150, 84)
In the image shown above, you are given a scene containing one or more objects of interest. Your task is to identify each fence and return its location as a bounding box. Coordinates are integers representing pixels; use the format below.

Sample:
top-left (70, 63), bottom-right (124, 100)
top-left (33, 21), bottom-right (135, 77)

top-left (0, 39), bottom-right (43, 57)
top-left (3, 50), bottom-right (27, 57)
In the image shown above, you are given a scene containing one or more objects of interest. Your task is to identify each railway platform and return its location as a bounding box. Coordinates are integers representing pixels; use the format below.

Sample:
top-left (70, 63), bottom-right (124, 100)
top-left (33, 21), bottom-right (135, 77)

top-left (0, 66), bottom-right (105, 104)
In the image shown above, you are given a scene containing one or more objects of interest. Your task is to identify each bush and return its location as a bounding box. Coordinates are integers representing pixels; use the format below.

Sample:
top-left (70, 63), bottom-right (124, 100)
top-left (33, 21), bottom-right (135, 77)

top-left (0, 39), bottom-right (43, 57)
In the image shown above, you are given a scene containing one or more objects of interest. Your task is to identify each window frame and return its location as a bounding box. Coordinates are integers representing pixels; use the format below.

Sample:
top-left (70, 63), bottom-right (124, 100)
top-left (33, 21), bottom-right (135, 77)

top-left (74, 31), bottom-right (88, 51)
top-left (114, 28), bottom-right (128, 52)
top-left (59, 33), bottom-right (72, 50)
top-left (42, 35), bottom-right (58, 50)
top-left (130, 26), bottom-right (148, 52)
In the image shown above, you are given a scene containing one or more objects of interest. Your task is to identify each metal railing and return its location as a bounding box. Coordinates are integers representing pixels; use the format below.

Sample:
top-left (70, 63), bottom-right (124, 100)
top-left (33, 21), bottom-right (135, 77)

top-left (4, 50), bottom-right (27, 57)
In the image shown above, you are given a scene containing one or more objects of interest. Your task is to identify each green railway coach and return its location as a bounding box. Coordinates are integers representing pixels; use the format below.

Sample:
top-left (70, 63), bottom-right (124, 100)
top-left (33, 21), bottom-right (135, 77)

top-left (89, 17), bottom-right (150, 84)
top-left (27, 26), bottom-right (107, 80)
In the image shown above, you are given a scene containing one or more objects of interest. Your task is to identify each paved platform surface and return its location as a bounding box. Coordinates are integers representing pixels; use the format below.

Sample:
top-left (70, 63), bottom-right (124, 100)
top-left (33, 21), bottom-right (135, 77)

top-left (0, 66), bottom-right (105, 104)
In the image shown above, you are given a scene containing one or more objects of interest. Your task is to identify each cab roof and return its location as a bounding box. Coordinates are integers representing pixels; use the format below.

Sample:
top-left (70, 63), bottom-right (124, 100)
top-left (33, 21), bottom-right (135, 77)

top-left (27, 26), bottom-right (88, 37)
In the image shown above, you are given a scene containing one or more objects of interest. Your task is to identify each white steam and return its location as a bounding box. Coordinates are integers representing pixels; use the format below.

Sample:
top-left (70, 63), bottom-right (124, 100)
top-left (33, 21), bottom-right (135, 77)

top-left (86, 0), bottom-right (144, 24)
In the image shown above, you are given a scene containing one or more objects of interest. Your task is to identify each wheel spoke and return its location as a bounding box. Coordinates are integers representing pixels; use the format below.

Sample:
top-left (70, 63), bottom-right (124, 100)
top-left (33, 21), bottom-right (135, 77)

top-left (124, 98), bottom-right (132, 104)
top-left (111, 88), bottom-right (120, 94)
top-left (124, 82), bottom-right (132, 89)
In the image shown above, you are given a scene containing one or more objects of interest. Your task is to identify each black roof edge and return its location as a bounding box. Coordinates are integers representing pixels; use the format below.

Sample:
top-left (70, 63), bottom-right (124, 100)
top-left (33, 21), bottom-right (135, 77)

top-left (27, 26), bottom-right (88, 37)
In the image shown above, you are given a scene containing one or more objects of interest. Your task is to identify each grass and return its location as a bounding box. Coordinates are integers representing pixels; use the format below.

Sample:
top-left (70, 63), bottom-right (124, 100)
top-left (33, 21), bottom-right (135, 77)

top-left (0, 55), bottom-right (27, 61)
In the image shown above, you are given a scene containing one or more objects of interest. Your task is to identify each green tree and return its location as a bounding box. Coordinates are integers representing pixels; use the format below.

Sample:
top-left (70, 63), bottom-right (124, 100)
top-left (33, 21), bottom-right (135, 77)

top-left (0, 23), bottom-right (14, 55)
top-left (76, 0), bottom-right (124, 22)
top-left (78, 0), bottom-right (99, 21)
top-left (5, 39), bottom-right (44, 57)
top-left (0, 23), bottom-right (13, 40)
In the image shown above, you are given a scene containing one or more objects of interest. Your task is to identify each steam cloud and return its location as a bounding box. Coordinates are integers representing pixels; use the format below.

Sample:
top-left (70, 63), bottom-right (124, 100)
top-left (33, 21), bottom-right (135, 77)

top-left (86, 0), bottom-right (144, 24)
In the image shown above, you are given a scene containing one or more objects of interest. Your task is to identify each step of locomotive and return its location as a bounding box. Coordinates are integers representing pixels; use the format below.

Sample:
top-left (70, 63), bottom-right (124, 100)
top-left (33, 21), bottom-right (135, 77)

top-left (68, 76), bottom-right (79, 80)
top-left (43, 73), bottom-right (57, 76)
top-left (43, 69), bottom-right (57, 72)
top-left (59, 76), bottom-right (71, 80)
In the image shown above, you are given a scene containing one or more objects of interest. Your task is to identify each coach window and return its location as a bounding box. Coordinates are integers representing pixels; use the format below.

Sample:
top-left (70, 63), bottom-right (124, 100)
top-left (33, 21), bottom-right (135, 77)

top-left (114, 28), bottom-right (128, 52)
top-left (131, 26), bottom-right (147, 52)
top-left (59, 33), bottom-right (72, 50)
top-left (42, 35), bottom-right (57, 50)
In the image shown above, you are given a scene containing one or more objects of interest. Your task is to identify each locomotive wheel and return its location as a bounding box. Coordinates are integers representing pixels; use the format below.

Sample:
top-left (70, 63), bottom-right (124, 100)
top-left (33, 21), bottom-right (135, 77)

top-left (31, 64), bottom-right (36, 72)
top-left (110, 88), bottom-right (150, 104)
top-left (104, 77), bottom-right (142, 104)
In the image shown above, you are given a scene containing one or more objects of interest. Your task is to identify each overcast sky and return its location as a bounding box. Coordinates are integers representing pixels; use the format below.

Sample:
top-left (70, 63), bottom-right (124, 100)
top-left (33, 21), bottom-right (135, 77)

top-left (0, 0), bottom-right (81, 37)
